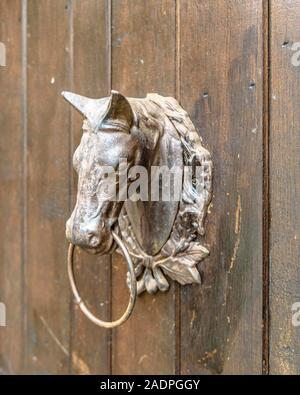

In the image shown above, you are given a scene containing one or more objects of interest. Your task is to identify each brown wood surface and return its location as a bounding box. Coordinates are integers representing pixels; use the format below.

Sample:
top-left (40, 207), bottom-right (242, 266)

top-left (179, 0), bottom-right (264, 374)
top-left (111, 0), bottom-right (177, 374)
top-left (0, 0), bottom-right (24, 374)
top-left (269, 0), bottom-right (300, 375)
top-left (69, 0), bottom-right (111, 375)
top-left (25, 0), bottom-right (71, 373)
top-left (2, 0), bottom-right (300, 375)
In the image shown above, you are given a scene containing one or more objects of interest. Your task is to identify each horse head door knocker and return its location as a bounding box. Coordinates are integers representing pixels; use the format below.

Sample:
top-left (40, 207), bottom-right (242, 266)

top-left (63, 90), bottom-right (213, 328)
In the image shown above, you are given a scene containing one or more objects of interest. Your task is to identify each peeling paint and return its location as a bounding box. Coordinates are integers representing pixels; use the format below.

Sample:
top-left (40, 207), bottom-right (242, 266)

top-left (138, 354), bottom-right (149, 365)
top-left (228, 195), bottom-right (242, 272)
top-left (201, 349), bottom-right (218, 362)
top-left (190, 310), bottom-right (196, 329)
top-left (72, 352), bottom-right (91, 375)
top-left (234, 195), bottom-right (241, 235)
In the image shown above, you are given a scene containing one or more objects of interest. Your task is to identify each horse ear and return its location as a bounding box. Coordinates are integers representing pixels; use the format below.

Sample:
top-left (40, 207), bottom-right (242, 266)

top-left (101, 90), bottom-right (134, 131)
top-left (61, 91), bottom-right (108, 130)
top-left (62, 90), bottom-right (134, 131)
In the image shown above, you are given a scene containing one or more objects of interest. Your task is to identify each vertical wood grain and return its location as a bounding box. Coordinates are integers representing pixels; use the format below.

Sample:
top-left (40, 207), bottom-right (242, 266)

top-left (4, 0), bottom-right (300, 375)
top-left (25, 0), bottom-right (71, 373)
top-left (70, 0), bottom-right (111, 375)
top-left (269, 0), bottom-right (300, 375)
top-left (262, 0), bottom-right (270, 374)
top-left (179, 0), bottom-right (264, 374)
top-left (111, 0), bottom-right (177, 374)
top-left (0, 0), bottom-right (24, 374)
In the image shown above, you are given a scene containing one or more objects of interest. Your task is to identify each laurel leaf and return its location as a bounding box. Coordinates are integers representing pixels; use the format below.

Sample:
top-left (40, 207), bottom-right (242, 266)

top-left (153, 266), bottom-right (170, 292)
top-left (160, 262), bottom-right (201, 285)
top-left (182, 242), bottom-right (209, 261)
top-left (158, 242), bottom-right (208, 285)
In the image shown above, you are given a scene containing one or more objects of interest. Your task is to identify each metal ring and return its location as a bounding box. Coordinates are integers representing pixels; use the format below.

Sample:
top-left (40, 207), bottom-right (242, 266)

top-left (67, 230), bottom-right (137, 328)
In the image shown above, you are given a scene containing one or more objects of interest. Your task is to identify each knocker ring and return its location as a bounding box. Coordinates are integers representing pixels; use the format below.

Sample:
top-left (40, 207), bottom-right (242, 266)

top-left (67, 230), bottom-right (137, 328)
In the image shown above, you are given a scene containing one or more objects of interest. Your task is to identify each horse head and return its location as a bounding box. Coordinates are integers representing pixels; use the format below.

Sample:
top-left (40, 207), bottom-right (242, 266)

top-left (63, 90), bottom-right (212, 300)
top-left (63, 90), bottom-right (154, 254)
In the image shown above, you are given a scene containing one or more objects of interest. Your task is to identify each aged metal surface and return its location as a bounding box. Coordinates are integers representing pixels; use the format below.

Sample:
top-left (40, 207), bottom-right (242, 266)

top-left (63, 90), bottom-right (212, 312)
top-left (68, 231), bottom-right (137, 328)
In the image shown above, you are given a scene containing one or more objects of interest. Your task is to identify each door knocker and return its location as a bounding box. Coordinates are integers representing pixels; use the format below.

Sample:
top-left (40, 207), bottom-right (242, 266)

top-left (63, 90), bottom-right (212, 328)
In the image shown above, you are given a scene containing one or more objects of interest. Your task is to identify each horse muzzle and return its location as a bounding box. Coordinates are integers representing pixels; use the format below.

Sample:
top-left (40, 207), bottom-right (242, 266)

top-left (66, 217), bottom-right (115, 255)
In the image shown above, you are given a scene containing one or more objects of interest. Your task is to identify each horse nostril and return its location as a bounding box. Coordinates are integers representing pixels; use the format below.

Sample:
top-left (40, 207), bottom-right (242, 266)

top-left (88, 234), bottom-right (100, 248)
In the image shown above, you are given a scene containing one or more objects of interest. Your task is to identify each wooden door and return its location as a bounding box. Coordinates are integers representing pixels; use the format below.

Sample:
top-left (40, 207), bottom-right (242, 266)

top-left (0, 0), bottom-right (299, 375)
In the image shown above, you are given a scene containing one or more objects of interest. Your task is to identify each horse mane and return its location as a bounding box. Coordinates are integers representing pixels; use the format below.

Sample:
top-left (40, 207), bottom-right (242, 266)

top-left (118, 93), bottom-right (213, 293)
top-left (146, 93), bottom-right (213, 236)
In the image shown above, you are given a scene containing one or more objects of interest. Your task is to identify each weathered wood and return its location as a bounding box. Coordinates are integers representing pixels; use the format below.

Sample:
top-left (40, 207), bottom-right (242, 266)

top-left (25, 0), bottom-right (71, 373)
top-left (5, 0), bottom-right (300, 376)
top-left (70, 0), bottom-right (111, 375)
top-left (0, 0), bottom-right (24, 374)
top-left (179, 0), bottom-right (264, 374)
top-left (262, 0), bottom-right (270, 374)
top-left (269, 0), bottom-right (300, 375)
top-left (111, 0), bottom-right (177, 374)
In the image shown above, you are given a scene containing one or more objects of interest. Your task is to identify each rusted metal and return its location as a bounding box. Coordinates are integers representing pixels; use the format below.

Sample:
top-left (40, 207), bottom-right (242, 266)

top-left (63, 90), bottom-right (212, 327)
top-left (68, 230), bottom-right (137, 328)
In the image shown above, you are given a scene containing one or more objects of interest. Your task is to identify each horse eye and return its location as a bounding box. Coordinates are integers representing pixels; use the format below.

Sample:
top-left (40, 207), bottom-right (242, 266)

top-left (82, 119), bottom-right (91, 131)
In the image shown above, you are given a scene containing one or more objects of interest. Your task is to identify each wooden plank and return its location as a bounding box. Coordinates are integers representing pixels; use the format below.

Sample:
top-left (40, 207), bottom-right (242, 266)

top-left (25, 0), bottom-right (71, 374)
top-left (111, 0), bottom-right (177, 374)
top-left (0, 0), bottom-right (24, 374)
top-left (179, 0), bottom-right (263, 374)
top-left (70, 0), bottom-right (111, 375)
top-left (269, 0), bottom-right (300, 375)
